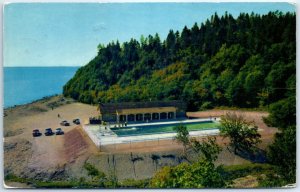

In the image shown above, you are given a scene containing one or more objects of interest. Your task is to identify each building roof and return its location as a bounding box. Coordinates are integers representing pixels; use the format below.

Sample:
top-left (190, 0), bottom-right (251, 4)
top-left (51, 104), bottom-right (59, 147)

top-left (99, 100), bottom-right (186, 114)
top-left (116, 107), bottom-right (176, 115)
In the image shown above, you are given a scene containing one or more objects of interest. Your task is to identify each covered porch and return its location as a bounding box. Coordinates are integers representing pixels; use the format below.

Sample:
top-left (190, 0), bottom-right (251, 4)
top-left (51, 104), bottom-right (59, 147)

top-left (116, 107), bottom-right (176, 123)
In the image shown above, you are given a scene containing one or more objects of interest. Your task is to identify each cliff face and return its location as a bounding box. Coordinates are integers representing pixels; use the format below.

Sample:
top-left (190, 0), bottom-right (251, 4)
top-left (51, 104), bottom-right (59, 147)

top-left (63, 12), bottom-right (295, 111)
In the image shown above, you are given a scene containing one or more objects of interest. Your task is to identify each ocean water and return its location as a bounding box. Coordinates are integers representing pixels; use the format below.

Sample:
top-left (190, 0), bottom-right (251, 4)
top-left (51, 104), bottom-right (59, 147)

top-left (4, 67), bottom-right (79, 108)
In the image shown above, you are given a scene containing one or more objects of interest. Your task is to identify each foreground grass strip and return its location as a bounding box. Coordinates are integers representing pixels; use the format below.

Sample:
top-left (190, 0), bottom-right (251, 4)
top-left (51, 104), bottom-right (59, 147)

top-left (222, 163), bottom-right (275, 181)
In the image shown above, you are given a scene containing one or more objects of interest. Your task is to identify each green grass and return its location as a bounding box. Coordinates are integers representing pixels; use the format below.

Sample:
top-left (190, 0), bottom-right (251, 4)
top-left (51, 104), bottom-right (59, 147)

top-left (5, 173), bottom-right (149, 189)
top-left (5, 163), bottom-right (289, 188)
top-left (119, 179), bottom-right (150, 188)
top-left (5, 174), bottom-right (82, 188)
top-left (222, 163), bottom-right (275, 181)
top-left (221, 163), bottom-right (293, 188)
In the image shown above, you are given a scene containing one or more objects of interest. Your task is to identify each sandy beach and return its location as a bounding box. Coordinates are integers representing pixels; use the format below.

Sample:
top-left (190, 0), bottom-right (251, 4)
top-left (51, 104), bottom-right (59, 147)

top-left (3, 95), bottom-right (278, 187)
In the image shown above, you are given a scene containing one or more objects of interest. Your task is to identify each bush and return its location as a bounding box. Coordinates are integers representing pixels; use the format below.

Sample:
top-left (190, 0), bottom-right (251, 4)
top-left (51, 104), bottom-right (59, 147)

top-left (200, 101), bottom-right (213, 110)
top-left (150, 160), bottom-right (226, 188)
top-left (119, 179), bottom-right (150, 188)
top-left (257, 173), bottom-right (289, 187)
top-left (84, 163), bottom-right (101, 177)
top-left (4, 173), bottom-right (28, 184)
top-left (219, 112), bottom-right (261, 154)
top-left (222, 163), bottom-right (274, 181)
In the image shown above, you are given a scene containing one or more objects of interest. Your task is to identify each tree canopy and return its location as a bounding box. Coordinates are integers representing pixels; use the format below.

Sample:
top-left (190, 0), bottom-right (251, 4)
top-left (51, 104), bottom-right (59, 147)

top-left (189, 136), bottom-right (222, 162)
top-left (63, 11), bottom-right (295, 111)
top-left (219, 113), bottom-right (261, 154)
top-left (264, 96), bottom-right (296, 183)
top-left (173, 125), bottom-right (189, 154)
top-left (150, 135), bottom-right (225, 188)
top-left (150, 159), bottom-right (225, 188)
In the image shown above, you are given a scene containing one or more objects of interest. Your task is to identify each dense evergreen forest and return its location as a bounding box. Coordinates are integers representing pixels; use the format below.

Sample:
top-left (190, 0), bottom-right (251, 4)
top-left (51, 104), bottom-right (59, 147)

top-left (63, 11), bottom-right (295, 111)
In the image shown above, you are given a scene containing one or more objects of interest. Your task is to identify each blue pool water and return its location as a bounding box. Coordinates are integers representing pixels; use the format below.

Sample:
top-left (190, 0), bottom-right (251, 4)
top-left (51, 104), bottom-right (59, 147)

top-left (4, 67), bottom-right (79, 108)
top-left (110, 121), bottom-right (220, 137)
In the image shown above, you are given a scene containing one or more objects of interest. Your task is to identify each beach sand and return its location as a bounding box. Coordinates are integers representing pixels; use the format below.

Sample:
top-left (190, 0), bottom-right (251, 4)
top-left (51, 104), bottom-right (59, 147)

top-left (3, 95), bottom-right (278, 187)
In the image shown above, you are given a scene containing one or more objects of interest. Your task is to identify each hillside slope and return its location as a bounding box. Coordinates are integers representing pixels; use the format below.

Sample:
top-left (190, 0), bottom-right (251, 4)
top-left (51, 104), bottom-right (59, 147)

top-left (63, 12), bottom-right (295, 111)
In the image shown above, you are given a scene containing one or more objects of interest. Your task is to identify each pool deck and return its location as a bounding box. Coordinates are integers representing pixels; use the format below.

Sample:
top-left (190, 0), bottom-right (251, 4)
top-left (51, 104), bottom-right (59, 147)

top-left (83, 118), bottom-right (220, 147)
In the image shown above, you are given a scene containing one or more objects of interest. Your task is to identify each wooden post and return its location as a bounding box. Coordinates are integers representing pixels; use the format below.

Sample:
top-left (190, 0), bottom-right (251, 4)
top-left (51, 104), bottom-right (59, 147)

top-left (116, 114), bottom-right (119, 124)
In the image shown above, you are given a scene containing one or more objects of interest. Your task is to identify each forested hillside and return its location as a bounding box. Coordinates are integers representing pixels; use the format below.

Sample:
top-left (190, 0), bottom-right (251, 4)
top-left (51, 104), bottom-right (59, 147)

top-left (63, 11), bottom-right (295, 111)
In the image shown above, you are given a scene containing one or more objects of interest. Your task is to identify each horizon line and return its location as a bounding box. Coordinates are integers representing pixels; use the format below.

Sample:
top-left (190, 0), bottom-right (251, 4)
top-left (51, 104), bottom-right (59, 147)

top-left (3, 66), bottom-right (83, 67)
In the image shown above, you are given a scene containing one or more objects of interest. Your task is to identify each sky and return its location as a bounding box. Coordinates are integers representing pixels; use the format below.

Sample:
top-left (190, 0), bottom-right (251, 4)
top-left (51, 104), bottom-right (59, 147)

top-left (3, 2), bottom-right (296, 67)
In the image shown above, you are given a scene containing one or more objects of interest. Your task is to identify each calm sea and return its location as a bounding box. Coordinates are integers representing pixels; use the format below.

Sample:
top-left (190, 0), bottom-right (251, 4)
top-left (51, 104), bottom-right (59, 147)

top-left (4, 67), bottom-right (79, 108)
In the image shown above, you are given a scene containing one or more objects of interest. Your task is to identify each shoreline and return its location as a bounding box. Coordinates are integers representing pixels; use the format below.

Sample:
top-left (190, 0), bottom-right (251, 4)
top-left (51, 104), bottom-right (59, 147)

top-left (3, 66), bottom-right (80, 110)
top-left (4, 94), bottom-right (61, 110)
top-left (3, 95), bottom-right (79, 124)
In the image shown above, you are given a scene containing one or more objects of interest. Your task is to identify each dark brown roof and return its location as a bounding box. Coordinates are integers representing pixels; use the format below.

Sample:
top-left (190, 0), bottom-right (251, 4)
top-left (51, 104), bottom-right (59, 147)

top-left (99, 100), bottom-right (186, 114)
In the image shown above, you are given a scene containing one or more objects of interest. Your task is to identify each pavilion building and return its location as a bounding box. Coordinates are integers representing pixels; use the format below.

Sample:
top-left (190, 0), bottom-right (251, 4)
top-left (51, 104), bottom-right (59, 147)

top-left (98, 100), bottom-right (186, 123)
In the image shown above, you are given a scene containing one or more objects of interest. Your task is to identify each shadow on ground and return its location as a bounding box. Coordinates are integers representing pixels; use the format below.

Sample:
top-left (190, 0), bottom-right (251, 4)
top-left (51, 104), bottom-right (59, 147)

top-left (235, 147), bottom-right (267, 163)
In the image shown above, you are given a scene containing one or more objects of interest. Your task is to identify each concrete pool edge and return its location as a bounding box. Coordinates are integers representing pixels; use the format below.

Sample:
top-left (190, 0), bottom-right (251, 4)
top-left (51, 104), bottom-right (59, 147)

top-left (83, 118), bottom-right (220, 147)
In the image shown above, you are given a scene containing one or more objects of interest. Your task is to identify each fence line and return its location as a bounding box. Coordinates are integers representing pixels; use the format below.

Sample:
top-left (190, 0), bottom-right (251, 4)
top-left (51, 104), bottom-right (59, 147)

top-left (84, 124), bottom-right (219, 152)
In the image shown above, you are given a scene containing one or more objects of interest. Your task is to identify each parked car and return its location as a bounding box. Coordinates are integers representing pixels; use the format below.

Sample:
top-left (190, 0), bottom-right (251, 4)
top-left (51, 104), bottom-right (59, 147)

top-left (32, 129), bottom-right (42, 137)
top-left (44, 128), bottom-right (54, 136)
top-left (73, 118), bottom-right (80, 125)
top-left (60, 120), bottom-right (70, 126)
top-left (89, 117), bottom-right (101, 124)
top-left (55, 128), bottom-right (64, 135)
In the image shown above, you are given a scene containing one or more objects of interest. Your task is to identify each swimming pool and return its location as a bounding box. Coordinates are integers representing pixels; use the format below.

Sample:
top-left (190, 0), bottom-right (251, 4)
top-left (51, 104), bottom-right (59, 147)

top-left (110, 120), bottom-right (220, 137)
